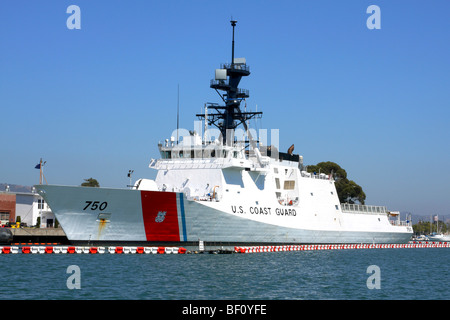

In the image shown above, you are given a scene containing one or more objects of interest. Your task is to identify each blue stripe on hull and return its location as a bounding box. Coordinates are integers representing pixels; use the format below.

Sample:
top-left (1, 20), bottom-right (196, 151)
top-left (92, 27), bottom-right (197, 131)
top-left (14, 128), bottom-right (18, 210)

top-left (179, 193), bottom-right (187, 241)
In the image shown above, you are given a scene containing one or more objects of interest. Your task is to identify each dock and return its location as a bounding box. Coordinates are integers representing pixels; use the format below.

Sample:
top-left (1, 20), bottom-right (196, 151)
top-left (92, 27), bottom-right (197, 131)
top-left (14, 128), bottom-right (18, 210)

top-left (7, 227), bottom-right (69, 245)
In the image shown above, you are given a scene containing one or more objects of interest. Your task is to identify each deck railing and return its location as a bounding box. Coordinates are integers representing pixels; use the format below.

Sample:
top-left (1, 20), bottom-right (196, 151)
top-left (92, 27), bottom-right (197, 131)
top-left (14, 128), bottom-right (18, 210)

top-left (300, 171), bottom-right (333, 180)
top-left (389, 220), bottom-right (411, 226)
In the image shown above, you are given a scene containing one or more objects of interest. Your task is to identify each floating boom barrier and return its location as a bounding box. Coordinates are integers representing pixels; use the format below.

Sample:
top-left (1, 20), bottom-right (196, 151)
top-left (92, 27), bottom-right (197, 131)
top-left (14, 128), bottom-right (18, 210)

top-left (233, 241), bottom-right (450, 253)
top-left (0, 246), bottom-right (187, 255)
top-left (0, 241), bottom-right (449, 255)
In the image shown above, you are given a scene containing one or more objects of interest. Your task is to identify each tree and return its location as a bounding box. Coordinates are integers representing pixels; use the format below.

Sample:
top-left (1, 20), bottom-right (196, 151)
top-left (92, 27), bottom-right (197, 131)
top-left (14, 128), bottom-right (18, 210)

top-left (81, 178), bottom-right (100, 187)
top-left (306, 161), bottom-right (366, 204)
top-left (338, 180), bottom-right (366, 205)
top-left (413, 220), bottom-right (449, 235)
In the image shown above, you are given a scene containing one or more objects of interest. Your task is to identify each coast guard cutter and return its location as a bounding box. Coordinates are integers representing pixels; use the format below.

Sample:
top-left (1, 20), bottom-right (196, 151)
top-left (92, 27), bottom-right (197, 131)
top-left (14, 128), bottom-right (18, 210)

top-left (35, 21), bottom-right (413, 248)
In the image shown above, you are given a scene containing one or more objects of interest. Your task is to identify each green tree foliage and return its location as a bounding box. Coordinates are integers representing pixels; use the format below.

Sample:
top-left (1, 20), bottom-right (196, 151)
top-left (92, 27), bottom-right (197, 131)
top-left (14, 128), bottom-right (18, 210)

top-left (306, 161), bottom-right (366, 204)
top-left (81, 178), bottom-right (100, 187)
top-left (413, 220), bottom-right (448, 235)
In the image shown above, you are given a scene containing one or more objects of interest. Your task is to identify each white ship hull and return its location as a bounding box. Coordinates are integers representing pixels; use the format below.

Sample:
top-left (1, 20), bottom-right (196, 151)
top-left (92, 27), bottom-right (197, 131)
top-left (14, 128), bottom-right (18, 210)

top-left (35, 185), bottom-right (412, 248)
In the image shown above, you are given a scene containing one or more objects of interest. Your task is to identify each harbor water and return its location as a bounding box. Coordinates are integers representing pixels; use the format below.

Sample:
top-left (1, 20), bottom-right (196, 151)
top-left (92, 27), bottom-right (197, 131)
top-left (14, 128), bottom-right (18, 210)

top-left (1, 248), bottom-right (449, 300)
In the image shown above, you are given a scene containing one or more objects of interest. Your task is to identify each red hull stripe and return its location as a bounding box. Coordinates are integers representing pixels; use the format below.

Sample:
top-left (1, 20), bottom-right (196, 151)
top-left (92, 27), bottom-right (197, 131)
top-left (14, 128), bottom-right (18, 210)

top-left (141, 191), bottom-right (180, 242)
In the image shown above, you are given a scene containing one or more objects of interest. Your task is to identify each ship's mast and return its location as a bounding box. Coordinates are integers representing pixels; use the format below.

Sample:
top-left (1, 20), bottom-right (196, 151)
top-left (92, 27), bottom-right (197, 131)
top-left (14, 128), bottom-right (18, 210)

top-left (231, 19), bottom-right (236, 68)
top-left (197, 20), bottom-right (262, 145)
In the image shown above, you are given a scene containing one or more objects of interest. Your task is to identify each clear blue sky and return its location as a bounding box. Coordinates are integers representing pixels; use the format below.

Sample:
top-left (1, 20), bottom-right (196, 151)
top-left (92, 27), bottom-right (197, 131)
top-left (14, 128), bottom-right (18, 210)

top-left (1, 1), bottom-right (449, 219)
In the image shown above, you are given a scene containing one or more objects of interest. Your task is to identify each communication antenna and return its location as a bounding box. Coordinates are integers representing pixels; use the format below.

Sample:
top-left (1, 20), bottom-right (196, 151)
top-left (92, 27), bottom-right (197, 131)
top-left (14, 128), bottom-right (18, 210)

top-left (231, 19), bottom-right (237, 65)
top-left (177, 84), bottom-right (180, 144)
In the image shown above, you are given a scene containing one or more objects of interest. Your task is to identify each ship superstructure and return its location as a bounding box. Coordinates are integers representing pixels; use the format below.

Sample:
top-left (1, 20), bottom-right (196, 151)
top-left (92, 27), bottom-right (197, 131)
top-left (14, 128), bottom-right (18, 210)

top-left (35, 21), bottom-right (412, 247)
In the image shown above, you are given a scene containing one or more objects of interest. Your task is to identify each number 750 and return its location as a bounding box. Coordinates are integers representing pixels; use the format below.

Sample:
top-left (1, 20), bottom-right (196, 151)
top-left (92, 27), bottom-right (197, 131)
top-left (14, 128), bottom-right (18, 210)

top-left (83, 201), bottom-right (108, 211)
